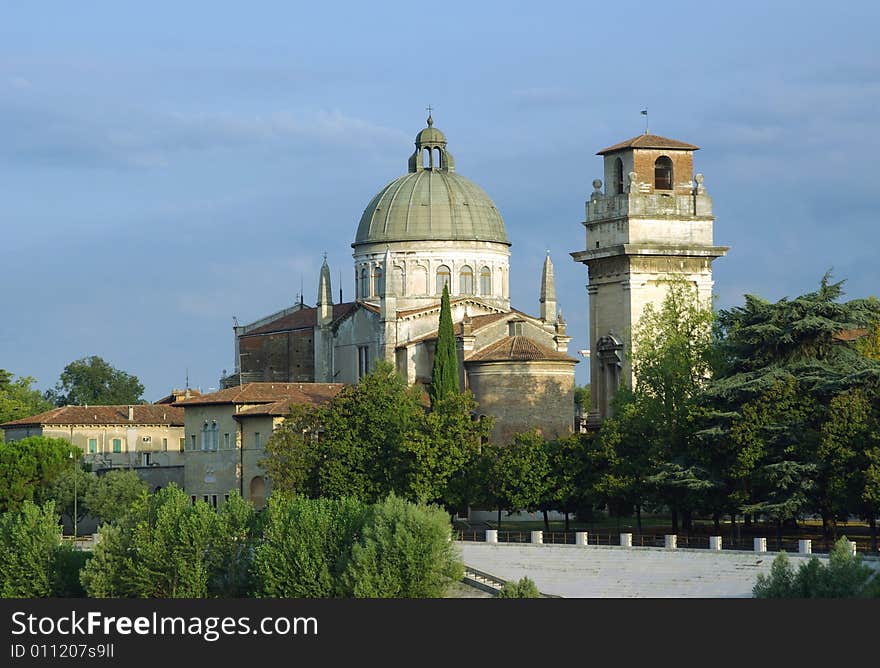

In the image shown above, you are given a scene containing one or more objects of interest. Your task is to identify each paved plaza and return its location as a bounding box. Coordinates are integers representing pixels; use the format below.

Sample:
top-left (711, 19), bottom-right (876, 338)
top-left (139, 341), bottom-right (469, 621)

top-left (457, 542), bottom-right (880, 598)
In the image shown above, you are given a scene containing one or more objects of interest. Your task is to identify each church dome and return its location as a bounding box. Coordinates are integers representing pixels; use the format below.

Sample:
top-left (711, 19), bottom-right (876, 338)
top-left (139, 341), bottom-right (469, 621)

top-left (353, 116), bottom-right (509, 247)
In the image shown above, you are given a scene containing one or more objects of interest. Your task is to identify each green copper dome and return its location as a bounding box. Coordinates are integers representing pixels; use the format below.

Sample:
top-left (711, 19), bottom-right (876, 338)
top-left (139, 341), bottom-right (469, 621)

top-left (353, 117), bottom-right (509, 247)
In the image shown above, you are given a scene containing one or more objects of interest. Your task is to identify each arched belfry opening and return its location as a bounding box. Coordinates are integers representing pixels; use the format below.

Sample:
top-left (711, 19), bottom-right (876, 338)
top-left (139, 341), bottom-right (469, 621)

top-left (614, 157), bottom-right (624, 194)
top-left (654, 156), bottom-right (673, 190)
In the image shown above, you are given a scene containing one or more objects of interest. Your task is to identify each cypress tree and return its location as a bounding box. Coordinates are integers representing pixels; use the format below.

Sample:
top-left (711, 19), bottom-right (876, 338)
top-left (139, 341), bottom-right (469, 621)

top-left (429, 284), bottom-right (459, 406)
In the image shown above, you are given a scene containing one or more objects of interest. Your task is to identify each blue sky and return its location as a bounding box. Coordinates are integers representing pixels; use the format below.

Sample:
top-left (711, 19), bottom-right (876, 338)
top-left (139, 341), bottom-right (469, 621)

top-left (1, 1), bottom-right (877, 400)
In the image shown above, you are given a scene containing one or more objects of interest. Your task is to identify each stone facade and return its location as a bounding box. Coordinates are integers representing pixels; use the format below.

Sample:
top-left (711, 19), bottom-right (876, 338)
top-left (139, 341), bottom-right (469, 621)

top-left (1, 405), bottom-right (186, 491)
top-left (224, 118), bottom-right (579, 444)
top-left (175, 383), bottom-right (343, 507)
top-left (572, 133), bottom-right (728, 423)
top-left (465, 359), bottom-right (576, 443)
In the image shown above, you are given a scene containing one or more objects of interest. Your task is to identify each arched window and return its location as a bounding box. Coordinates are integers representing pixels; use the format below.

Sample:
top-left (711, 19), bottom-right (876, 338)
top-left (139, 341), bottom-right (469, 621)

top-left (480, 266), bottom-right (492, 295)
top-left (412, 265), bottom-right (428, 294)
top-left (436, 265), bottom-right (451, 294)
top-left (654, 156), bottom-right (673, 190)
top-left (373, 266), bottom-right (383, 297)
top-left (614, 157), bottom-right (624, 194)
top-left (249, 476), bottom-right (267, 508)
top-left (359, 268), bottom-right (368, 298)
top-left (423, 148), bottom-right (432, 169)
top-left (459, 266), bottom-right (473, 295)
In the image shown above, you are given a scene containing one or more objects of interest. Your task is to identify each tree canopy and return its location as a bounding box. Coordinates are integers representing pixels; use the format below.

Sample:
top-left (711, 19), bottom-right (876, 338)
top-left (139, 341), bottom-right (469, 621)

top-left (0, 370), bottom-right (53, 426)
top-left (0, 436), bottom-right (73, 512)
top-left (47, 356), bottom-right (145, 406)
top-left (262, 362), bottom-right (491, 506)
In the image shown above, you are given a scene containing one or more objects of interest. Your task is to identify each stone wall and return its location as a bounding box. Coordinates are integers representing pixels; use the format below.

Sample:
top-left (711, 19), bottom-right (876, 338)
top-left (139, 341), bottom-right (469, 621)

top-left (466, 360), bottom-right (575, 444)
top-left (239, 328), bottom-right (315, 382)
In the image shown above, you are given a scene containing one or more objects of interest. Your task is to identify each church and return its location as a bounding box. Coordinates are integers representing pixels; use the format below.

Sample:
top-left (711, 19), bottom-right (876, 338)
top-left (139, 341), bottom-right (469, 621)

top-left (223, 114), bottom-right (579, 443)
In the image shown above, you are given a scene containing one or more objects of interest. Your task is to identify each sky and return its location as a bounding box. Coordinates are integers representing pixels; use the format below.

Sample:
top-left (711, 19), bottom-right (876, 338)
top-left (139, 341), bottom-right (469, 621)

top-left (1, 1), bottom-right (878, 401)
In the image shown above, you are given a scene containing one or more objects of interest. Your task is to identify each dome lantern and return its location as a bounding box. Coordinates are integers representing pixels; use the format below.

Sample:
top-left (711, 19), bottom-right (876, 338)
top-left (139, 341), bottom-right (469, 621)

top-left (408, 114), bottom-right (456, 173)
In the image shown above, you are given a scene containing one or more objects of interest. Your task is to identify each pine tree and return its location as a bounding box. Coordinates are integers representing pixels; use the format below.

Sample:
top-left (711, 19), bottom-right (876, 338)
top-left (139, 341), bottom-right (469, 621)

top-left (429, 284), bottom-right (459, 406)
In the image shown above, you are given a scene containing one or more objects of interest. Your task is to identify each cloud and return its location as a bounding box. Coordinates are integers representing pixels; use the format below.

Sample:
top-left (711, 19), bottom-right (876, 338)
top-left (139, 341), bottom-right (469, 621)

top-left (9, 76), bottom-right (31, 89)
top-left (0, 99), bottom-right (409, 170)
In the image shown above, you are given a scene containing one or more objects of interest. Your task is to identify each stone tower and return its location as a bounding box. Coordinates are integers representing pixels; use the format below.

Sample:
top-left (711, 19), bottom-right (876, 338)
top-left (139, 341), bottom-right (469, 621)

top-left (571, 133), bottom-right (728, 424)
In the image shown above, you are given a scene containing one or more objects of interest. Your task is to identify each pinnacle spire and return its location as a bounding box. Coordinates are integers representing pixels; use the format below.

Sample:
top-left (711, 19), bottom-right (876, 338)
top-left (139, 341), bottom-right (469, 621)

top-left (540, 253), bottom-right (557, 322)
top-left (317, 255), bottom-right (333, 307)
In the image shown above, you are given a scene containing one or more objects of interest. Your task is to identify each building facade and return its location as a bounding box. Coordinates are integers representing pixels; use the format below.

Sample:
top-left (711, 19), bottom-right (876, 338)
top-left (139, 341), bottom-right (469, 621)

top-left (571, 133), bottom-right (729, 423)
top-left (174, 382), bottom-right (343, 507)
top-left (225, 116), bottom-right (579, 444)
top-left (1, 404), bottom-right (187, 490)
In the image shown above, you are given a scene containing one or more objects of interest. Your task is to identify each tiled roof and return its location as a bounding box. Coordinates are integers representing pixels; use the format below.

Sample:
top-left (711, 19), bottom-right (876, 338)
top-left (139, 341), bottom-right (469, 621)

top-left (597, 134), bottom-right (699, 155)
top-left (396, 298), bottom-right (503, 319)
top-left (396, 310), bottom-right (538, 348)
top-left (1, 405), bottom-right (185, 428)
top-left (244, 303), bottom-right (357, 336)
top-left (154, 389), bottom-right (202, 404)
top-left (174, 382), bottom-right (345, 407)
top-left (234, 392), bottom-right (340, 418)
top-left (465, 336), bottom-right (577, 363)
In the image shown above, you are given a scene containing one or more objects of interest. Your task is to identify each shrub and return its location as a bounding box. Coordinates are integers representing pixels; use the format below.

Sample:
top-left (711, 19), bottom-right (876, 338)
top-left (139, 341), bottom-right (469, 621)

top-left (341, 494), bottom-right (463, 598)
top-left (253, 496), bottom-right (365, 598)
top-left (0, 500), bottom-right (73, 597)
top-left (496, 576), bottom-right (541, 598)
top-left (753, 537), bottom-right (878, 598)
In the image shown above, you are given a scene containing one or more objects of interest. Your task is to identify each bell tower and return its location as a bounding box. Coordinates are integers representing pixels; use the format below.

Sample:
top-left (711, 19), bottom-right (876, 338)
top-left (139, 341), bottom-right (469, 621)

top-left (571, 133), bottom-right (728, 424)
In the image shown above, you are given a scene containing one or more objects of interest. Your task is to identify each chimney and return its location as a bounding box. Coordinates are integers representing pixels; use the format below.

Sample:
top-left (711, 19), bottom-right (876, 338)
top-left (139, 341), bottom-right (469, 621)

top-left (128, 406), bottom-right (134, 421)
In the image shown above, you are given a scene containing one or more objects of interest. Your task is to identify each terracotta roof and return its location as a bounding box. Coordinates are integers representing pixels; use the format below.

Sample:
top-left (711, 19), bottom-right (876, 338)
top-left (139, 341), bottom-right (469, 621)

top-left (469, 311), bottom-right (529, 330)
top-left (465, 336), bottom-right (577, 363)
top-left (1, 405), bottom-right (185, 428)
top-left (234, 392), bottom-right (340, 418)
top-left (396, 297), bottom-right (502, 319)
top-left (174, 382), bottom-right (345, 407)
top-left (396, 310), bottom-right (539, 348)
top-left (244, 303), bottom-right (357, 336)
top-left (597, 134), bottom-right (699, 155)
top-left (154, 389), bottom-right (202, 404)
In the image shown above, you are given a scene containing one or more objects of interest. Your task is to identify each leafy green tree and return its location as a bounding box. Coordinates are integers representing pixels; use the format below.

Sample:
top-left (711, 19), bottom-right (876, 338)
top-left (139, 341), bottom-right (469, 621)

top-left (260, 404), bottom-right (322, 499)
top-left (544, 434), bottom-right (587, 530)
top-left (627, 277), bottom-right (716, 532)
top-left (311, 362), bottom-right (425, 501)
top-left (209, 491), bottom-right (260, 597)
top-left (84, 469), bottom-right (148, 525)
top-left (47, 356), bottom-right (145, 406)
top-left (81, 485), bottom-right (256, 598)
top-left (0, 370), bottom-right (52, 426)
top-left (429, 284), bottom-right (459, 406)
top-left (262, 362), bottom-right (489, 507)
top-left (496, 576), bottom-right (541, 598)
top-left (0, 501), bottom-right (62, 597)
top-left (253, 496), bottom-right (365, 598)
top-left (41, 461), bottom-right (96, 529)
top-left (403, 392), bottom-right (491, 505)
top-left (701, 274), bottom-right (880, 537)
top-left (0, 436), bottom-right (71, 512)
top-left (573, 385), bottom-right (591, 413)
top-left (341, 494), bottom-right (463, 598)
top-left (487, 431), bottom-right (552, 529)
top-left (753, 537), bottom-right (878, 598)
